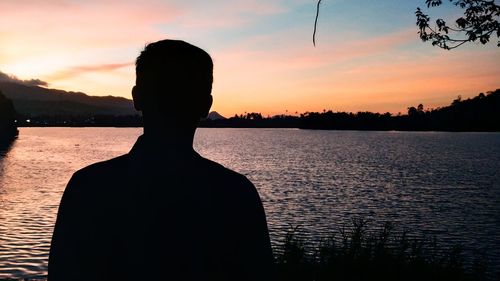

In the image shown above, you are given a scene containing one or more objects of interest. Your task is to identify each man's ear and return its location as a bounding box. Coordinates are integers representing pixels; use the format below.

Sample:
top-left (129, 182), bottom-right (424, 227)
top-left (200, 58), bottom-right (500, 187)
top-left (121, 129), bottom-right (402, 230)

top-left (132, 86), bottom-right (143, 111)
top-left (200, 94), bottom-right (213, 118)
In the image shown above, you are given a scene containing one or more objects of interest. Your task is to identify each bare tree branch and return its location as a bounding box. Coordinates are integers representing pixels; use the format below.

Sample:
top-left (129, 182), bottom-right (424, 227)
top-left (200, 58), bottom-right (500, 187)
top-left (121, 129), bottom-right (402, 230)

top-left (313, 0), bottom-right (322, 47)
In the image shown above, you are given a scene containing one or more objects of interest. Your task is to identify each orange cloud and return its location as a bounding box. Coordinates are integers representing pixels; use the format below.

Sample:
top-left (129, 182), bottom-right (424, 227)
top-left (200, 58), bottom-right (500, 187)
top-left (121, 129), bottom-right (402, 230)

top-left (46, 63), bottom-right (133, 81)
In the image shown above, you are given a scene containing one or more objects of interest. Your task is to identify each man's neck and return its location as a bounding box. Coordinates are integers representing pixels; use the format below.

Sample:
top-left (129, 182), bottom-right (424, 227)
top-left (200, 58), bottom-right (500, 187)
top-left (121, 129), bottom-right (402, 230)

top-left (141, 127), bottom-right (195, 150)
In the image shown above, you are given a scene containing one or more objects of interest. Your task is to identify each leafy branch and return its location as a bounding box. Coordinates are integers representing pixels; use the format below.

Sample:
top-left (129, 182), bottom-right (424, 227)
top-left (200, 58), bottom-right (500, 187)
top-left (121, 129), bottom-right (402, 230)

top-left (416, 0), bottom-right (500, 50)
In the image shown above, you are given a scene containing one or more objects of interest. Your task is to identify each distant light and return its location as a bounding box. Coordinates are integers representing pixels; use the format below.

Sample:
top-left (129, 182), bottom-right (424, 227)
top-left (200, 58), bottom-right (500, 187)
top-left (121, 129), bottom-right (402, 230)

top-left (26, 119), bottom-right (31, 123)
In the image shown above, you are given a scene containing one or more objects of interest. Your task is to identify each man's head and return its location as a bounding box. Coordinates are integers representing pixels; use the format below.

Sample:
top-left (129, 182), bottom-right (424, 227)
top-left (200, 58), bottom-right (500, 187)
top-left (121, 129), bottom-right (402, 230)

top-left (133, 39), bottom-right (213, 129)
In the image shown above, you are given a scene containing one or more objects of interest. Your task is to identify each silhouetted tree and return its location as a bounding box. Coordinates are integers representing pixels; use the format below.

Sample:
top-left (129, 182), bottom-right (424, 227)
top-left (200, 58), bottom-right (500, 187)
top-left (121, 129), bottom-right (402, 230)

top-left (0, 90), bottom-right (18, 143)
top-left (416, 0), bottom-right (500, 49)
top-left (451, 95), bottom-right (462, 106)
top-left (246, 112), bottom-right (263, 120)
top-left (408, 106), bottom-right (419, 117)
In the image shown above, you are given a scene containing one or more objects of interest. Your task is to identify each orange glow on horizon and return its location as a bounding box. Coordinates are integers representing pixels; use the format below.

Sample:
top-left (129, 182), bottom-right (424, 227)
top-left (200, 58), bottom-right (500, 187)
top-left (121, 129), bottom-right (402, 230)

top-left (1, 0), bottom-right (498, 117)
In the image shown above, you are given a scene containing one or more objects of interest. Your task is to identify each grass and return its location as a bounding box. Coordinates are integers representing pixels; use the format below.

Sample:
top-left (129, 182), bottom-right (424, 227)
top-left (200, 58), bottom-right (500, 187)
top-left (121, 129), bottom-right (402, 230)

top-left (274, 218), bottom-right (490, 281)
top-left (1, 219), bottom-right (493, 281)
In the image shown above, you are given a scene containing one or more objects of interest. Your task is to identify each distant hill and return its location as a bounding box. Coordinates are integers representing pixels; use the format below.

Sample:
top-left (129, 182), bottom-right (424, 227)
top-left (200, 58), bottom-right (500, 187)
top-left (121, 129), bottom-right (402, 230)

top-left (207, 111), bottom-right (226, 120)
top-left (0, 81), bottom-right (136, 117)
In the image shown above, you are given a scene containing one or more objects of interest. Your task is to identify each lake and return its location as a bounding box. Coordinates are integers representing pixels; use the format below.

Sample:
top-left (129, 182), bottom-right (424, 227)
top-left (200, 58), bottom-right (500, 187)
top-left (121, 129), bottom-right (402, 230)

top-left (0, 128), bottom-right (499, 279)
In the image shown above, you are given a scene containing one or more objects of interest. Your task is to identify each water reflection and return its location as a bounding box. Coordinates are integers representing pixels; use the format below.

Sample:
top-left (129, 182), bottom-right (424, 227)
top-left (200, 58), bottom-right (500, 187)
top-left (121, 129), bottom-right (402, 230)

top-left (0, 128), bottom-right (499, 279)
top-left (0, 128), bottom-right (141, 279)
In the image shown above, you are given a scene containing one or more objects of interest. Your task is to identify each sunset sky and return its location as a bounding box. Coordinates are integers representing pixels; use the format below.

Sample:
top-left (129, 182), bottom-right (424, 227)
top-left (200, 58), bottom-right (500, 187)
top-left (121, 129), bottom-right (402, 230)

top-left (1, 0), bottom-right (499, 116)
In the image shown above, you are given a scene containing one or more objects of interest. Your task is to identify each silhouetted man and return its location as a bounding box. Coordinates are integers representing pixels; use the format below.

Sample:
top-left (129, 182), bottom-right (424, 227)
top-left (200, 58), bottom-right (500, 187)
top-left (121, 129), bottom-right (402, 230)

top-left (49, 39), bottom-right (274, 281)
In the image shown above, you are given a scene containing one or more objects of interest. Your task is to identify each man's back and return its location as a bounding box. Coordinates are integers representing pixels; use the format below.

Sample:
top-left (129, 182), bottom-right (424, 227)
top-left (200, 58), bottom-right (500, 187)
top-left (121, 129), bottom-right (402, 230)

top-left (49, 136), bottom-right (274, 280)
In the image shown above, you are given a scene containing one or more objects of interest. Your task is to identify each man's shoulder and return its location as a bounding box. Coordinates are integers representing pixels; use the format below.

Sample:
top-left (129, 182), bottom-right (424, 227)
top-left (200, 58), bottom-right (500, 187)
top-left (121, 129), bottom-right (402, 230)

top-left (60, 154), bottom-right (130, 207)
top-left (195, 156), bottom-right (259, 197)
top-left (197, 156), bottom-right (250, 183)
top-left (71, 154), bottom-right (130, 183)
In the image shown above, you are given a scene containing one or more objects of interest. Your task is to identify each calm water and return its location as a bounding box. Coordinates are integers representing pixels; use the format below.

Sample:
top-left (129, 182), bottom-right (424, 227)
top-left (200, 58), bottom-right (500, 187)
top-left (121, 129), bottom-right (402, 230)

top-left (0, 128), bottom-right (499, 279)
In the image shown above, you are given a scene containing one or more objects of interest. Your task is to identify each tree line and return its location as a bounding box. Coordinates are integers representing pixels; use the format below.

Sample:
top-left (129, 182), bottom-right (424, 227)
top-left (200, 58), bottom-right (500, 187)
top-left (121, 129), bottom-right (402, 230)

top-left (205, 89), bottom-right (500, 131)
top-left (8, 89), bottom-right (500, 132)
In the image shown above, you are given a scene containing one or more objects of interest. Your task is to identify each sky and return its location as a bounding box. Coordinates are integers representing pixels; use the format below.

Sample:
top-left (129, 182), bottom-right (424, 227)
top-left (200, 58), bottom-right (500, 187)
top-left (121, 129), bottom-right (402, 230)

top-left (1, 0), bottom-right (499, 116)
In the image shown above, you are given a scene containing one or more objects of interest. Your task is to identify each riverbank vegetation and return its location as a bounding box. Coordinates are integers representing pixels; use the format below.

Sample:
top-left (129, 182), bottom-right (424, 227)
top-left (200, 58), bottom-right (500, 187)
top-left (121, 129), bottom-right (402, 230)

top-left (298, 89), bottom-right (500, 131)
top-left (274, 219), bottom-right (491, 281)
top-left (0, 219), bottom-right (492, 281)
top-left (10, 89), bottom-right (499, 132)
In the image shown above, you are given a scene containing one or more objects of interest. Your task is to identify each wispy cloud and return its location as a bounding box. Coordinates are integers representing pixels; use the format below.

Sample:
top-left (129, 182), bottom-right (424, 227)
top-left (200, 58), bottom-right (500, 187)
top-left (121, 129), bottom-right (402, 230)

top-left (46, 63), bottom-right (133, 81)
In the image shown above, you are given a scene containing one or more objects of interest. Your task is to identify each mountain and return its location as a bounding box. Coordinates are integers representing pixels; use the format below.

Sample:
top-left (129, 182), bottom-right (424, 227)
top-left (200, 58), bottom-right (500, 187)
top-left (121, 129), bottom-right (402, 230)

top-left (0, 81), bottom-right (136, 117)
top-left (207, 111), bottom-right (226, 120)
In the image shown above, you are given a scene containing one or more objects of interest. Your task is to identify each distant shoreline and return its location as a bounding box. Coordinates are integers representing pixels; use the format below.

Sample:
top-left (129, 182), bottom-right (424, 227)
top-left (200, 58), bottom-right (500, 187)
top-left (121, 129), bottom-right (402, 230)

top-left (14, 126), bottom-right (500, 133)
top-left (9, 89), bottom-right (500, 132)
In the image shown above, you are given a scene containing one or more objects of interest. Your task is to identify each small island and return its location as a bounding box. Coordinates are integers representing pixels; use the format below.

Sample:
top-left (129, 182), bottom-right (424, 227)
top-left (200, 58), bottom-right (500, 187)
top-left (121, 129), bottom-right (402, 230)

top-left (0, 90), bottom-right (18, 146)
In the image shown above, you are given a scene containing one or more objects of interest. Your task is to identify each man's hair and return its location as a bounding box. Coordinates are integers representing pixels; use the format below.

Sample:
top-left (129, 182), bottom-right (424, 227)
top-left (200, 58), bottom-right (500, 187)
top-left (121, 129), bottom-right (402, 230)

top-left (135, 39), bottom-right (213, 118)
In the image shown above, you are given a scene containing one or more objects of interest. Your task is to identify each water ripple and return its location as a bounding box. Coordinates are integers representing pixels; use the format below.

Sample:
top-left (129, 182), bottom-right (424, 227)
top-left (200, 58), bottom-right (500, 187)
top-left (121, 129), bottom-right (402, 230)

top-left (0, 128), bottom-right (499, 279)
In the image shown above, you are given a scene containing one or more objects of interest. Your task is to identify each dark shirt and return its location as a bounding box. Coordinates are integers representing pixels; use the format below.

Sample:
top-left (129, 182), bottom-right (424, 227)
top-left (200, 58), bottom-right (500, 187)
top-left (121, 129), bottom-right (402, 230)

top-left (48, 135), bottom-right (274, 281)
